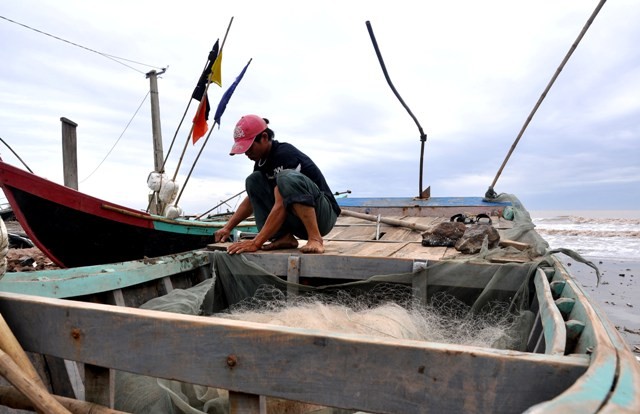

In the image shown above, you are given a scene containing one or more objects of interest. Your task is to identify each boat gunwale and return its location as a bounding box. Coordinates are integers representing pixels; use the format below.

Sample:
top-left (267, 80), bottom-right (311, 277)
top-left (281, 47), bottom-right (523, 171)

top-left (0, 289), bottom-right (591, 414)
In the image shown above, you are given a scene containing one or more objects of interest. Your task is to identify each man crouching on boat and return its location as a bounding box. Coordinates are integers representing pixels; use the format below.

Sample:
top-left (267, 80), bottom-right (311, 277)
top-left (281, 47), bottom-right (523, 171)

top-left (214, 114), bottom-right (340, 254)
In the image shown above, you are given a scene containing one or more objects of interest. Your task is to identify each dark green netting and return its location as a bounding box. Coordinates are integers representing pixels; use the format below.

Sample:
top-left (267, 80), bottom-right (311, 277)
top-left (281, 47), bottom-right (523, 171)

top-left (112, 192), bottom-right (607, 413)
top-left (489, 194), bottom-right (600, 284)
top-left (115, 250), bottom-right (547, 413)
top-left (114, 193), bottom-right (608, 413)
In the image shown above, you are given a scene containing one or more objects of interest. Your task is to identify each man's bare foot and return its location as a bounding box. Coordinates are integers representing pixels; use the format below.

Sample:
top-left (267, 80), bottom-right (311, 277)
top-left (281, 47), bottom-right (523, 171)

top-left (261, 234), bottom-right (299, 251)
top-left (300, 237), bottom-right (325, 254)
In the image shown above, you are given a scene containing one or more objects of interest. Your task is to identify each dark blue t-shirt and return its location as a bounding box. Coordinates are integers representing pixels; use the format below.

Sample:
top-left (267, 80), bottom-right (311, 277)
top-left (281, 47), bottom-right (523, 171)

top-left (253, 140), bottom-right (340, 214)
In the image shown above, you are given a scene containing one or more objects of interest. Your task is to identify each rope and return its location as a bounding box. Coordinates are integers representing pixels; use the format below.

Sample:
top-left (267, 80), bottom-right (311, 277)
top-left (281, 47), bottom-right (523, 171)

top-left (0, 137), bottom-right (33, 173)
top-left (486, 0), bottom-right (608, 198)
top-left (0, 218), bottom-right (8, 278)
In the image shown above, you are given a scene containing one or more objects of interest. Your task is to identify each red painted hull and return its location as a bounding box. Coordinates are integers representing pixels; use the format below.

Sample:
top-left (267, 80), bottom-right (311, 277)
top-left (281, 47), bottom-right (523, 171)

top-left (0, 161), bottom-right (216, 267)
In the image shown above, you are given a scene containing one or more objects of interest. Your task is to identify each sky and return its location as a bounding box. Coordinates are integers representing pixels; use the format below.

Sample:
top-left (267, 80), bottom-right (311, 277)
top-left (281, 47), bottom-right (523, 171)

top-left (0, 0), bottom-right (638, 216)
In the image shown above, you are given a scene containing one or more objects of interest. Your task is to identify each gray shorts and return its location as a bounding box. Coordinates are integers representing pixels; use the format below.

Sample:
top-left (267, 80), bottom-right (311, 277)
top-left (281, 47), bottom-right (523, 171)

top-left (246, 170), bottom-right (337, 239)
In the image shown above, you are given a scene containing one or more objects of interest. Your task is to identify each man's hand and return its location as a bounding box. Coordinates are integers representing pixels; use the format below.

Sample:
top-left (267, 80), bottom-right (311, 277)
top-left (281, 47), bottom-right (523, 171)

top-left (214, 228), bottom-right (232, 243)
top-left (227, 240), bottom-right (260, 254)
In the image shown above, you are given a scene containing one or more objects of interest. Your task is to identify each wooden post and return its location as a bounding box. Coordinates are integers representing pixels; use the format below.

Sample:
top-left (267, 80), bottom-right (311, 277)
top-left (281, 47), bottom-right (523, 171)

top-left (146, 70), bottom-right (164, 174)
top-left (146, 70), bottom-right (166, 215)
top-left (84, 364), bottom-right (115, 408)
top-left (229, 391), bottom-right (262, 414)
top-left (60, 117), bottom-right (78, 190)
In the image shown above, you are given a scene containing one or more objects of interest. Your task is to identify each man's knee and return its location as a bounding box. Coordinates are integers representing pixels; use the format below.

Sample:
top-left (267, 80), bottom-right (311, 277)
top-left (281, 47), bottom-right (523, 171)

top-left (276, 170), bottom-right (316, 199)
top-left (274, 169), bottom-right (300, 188)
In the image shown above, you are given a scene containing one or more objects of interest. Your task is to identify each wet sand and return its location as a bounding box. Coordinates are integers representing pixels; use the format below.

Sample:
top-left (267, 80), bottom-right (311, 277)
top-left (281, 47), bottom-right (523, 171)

top-left (559, 255), bottom-right (639, 353)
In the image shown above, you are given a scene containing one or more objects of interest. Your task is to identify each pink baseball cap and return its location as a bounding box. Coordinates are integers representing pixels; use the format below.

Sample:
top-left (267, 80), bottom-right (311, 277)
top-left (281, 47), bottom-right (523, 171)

top-left (230, 114), bottom-right (268, 155)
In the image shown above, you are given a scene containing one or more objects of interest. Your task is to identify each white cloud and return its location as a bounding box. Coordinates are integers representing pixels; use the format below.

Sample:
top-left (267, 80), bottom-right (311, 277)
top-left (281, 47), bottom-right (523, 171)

top-left (0, 0), bottom-right (638, 214)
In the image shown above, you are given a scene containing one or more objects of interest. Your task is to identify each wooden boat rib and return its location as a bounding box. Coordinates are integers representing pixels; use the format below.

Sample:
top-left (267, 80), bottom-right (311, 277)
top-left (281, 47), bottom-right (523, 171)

top-left (0, 196), bottom-right (638, 413)
top-left (0, 160), bottom-right (256, 268)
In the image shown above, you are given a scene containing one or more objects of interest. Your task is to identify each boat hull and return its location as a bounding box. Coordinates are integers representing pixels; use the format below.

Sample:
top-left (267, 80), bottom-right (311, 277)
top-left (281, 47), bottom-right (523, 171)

top-left (0, 160), bottom-right (254, 267)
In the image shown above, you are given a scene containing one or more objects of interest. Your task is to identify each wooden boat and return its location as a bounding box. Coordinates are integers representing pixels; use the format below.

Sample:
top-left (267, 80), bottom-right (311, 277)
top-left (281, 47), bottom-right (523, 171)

top-left (0, 159), bottom-right (257, 268)
top-left (0, 195), bottom-right (638, 413)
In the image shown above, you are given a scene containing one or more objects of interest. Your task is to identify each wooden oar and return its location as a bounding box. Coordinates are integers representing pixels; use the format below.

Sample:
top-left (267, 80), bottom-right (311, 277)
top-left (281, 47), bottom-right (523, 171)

top-left (339, 209), bottom-right (431, 232)
top-left (0, 349), bottom-right (70, 413)
top-left (340, 209), bottom-right (532, 250)
top-left (0, 386), bottom-right (128, 414)
top-left (0, 314), bottom-right (125, 413)
top-left (0, 313), bottom-right (45, 389)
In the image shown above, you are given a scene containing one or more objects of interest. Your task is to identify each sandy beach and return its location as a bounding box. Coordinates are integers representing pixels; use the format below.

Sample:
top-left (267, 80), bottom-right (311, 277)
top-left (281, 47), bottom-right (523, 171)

top-left (558, 255), bottom-right (640, 353)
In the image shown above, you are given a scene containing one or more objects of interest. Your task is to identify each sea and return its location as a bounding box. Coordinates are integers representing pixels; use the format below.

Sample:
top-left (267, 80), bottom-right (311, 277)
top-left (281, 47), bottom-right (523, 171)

top-left (530, 210), bottom-right (640, 260)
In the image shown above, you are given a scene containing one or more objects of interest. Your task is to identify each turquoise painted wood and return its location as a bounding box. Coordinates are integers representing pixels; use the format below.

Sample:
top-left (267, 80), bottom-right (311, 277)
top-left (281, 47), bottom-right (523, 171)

top-left (525, 259), bottom-right (619, 413)
top-left (153, 219), bottom-right (257, 236)
top-left (533, 269), bottom-right (566, 355)
top-left (559, 267), bottom-right (640, 411)
top-left (0, 251), bottom-right (210, 299)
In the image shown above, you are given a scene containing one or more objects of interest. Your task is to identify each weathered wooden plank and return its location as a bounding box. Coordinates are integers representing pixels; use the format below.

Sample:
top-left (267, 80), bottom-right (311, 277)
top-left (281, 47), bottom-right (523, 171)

top-left (43, 355), bottom-right (77, 398)
top-left (327, 224), bottom-right (376, 241)
top-left (391, 242), bottom-right (447, 260)
top-left (244, 253), bottom-right (416, 280)
top-left (322, 240), bottom-right (368, 256)
top-left (344, 240), bottom-right (411, 258)
top-left (378, 226), bottom-right (415, 241)
top-left (286, 256), bottom-right (300, 299)
top-left (533, 269), bottom-right (566, 355)
top-left (0, 251), bottom-right (210, 299)
top-left (84, 364), bottom-right (114, 408)
top-left (229, 391), bottom-right (261, 414)
top-left (246, 254), bottom-right (530, 294)
top-left (162, 276), bottom-right (174, 294)
top-left (0, 292), bottom-right (589, 414)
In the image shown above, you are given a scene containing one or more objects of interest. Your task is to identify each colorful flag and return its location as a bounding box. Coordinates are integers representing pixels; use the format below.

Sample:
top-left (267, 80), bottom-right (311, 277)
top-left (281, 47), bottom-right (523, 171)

top-left (214, 59), bottom-right (252, 125)
top-left (210, 51), bottom-right (223, 87)
top-left (192, 40), bottom-right (219, 101)
top-left (192, 94), bottom-right (210, 144)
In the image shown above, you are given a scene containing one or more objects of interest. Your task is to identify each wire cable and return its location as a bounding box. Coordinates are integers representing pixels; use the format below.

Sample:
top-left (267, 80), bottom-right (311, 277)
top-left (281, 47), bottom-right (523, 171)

top-left (79, 91), bottom-right (150, 183)
top-left (0, 15), bottom-right (164, 74)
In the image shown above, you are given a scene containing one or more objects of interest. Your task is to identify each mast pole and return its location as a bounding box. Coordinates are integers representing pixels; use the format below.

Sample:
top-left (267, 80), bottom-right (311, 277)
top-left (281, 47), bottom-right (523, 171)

top-left (146, 68), bottom-right (167, 214)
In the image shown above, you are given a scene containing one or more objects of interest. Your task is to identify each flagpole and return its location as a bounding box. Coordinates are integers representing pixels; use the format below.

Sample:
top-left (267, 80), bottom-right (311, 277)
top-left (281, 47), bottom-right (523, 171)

top-left (174, 121), bottom-right (219, 206)
top-left (174, 58), bottom-right (252, 206)
top-left (219, 16), bottom-right (234, 51)
top-left (171, 16), bottom-right (234, 183)
top-left (144, 42), bottom-right (215, 213)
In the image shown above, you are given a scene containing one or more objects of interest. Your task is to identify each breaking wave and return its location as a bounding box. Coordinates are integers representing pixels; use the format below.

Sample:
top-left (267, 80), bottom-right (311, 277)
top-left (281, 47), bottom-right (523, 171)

top-left (532, 212), bottom-right (640, 259)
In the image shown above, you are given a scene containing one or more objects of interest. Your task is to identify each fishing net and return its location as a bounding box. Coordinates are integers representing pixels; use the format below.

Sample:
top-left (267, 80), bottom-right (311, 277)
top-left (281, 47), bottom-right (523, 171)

top-left (489, 194), bottom-right (601, 283)
top-left (115, 249), bottom-right (543, 413)
top-left (0, 218), bottom-right (7, 277)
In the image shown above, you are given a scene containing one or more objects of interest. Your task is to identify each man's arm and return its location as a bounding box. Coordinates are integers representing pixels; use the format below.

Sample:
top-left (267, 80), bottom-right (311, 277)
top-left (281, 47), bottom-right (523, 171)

top-left (214, 197), bottom-right (253, 242)
top-left (226, 187), bottom-right (287, 254)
